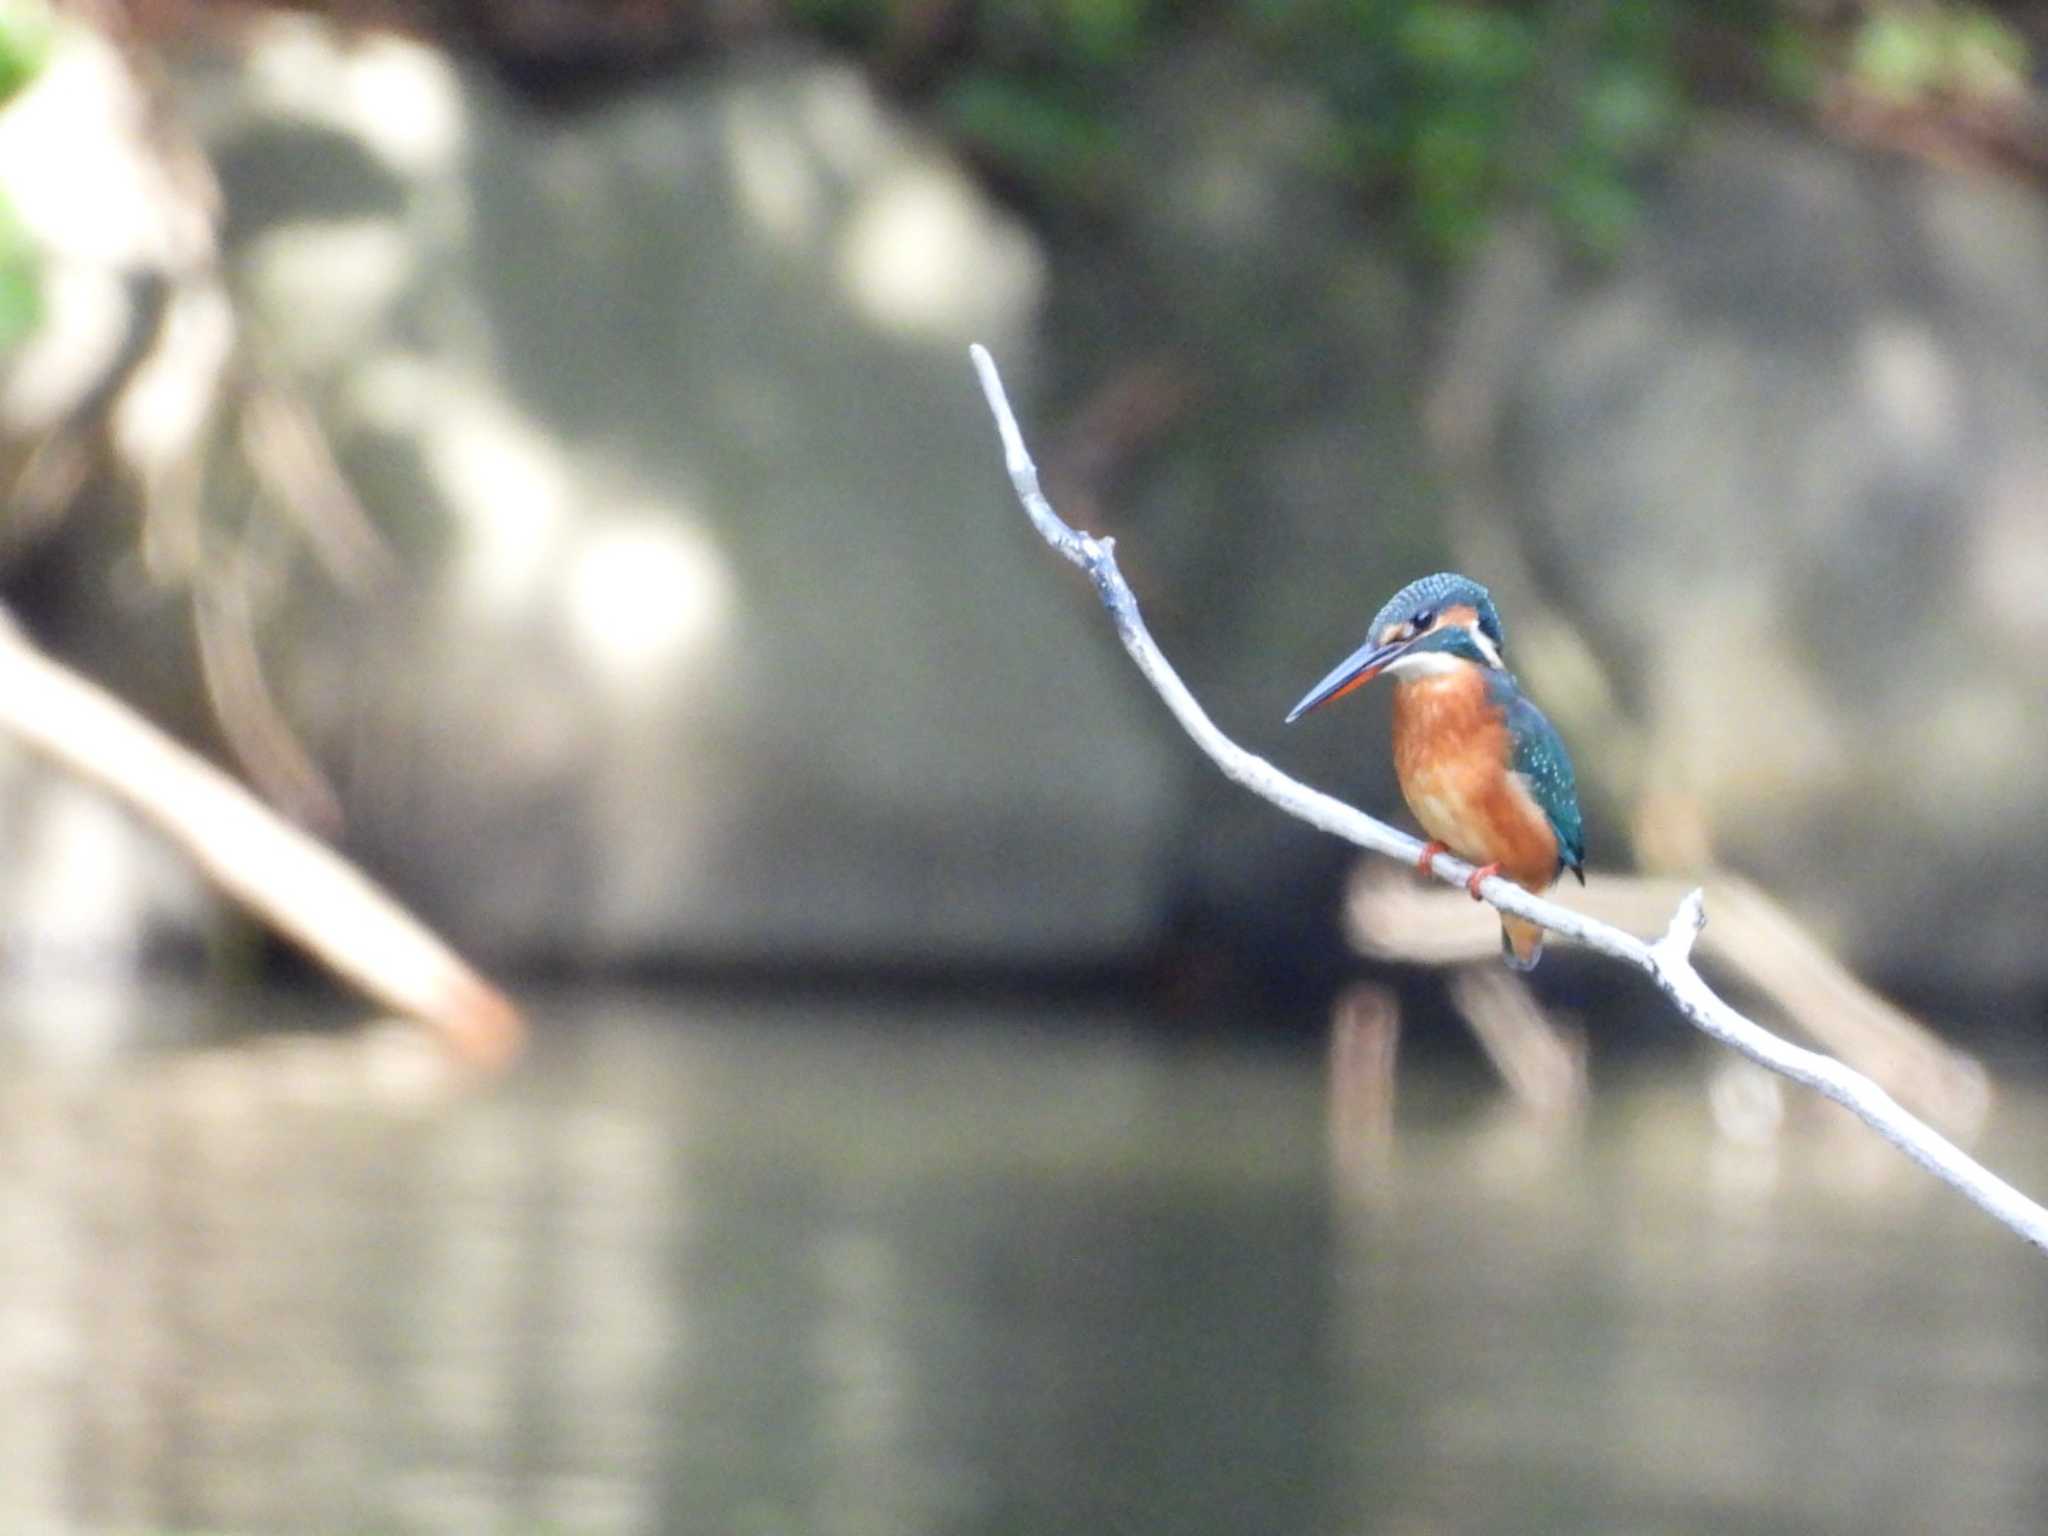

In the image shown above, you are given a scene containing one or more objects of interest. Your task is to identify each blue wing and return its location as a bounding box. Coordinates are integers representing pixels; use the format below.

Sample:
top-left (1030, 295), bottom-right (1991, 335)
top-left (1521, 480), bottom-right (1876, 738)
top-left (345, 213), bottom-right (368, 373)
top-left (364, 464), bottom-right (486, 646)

top-left (1489, 673), bottom-right (1585, 881)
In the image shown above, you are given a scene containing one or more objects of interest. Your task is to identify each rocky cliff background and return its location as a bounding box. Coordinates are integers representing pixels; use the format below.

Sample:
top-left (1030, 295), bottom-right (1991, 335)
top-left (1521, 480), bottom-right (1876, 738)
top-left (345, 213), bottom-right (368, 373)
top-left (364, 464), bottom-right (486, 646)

top-left (1, 1), bottom-right (2045, 1031)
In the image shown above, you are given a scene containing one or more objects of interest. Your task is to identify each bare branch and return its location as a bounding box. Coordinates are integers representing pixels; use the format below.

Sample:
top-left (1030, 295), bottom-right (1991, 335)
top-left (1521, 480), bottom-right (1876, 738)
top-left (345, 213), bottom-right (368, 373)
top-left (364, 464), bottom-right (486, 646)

top-left (0, 609), bottom-right (523, 1073)
top-left (969, 342), bottom-right (2048, 1255)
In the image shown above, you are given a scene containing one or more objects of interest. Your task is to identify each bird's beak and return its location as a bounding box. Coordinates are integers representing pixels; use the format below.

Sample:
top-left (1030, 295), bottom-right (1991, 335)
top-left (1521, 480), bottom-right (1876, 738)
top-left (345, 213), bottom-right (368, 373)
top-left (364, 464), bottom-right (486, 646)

top-left (1285, 636), bottom-right (1411, 723)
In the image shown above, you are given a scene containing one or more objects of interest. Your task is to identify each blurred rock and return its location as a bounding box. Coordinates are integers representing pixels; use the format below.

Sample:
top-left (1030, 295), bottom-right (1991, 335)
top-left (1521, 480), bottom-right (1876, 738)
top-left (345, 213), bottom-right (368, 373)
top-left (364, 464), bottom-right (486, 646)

top-left (0, 742), bottom-right (209, 1058)
top-left (152, 22), bottom-right (1176, 966)
top-left (14, 17), bottom-right (2042, 1005)
top-left (1433, 114), bottom-right (2048, 990)
top-left (1043, 41), bottom-right (1442, 992)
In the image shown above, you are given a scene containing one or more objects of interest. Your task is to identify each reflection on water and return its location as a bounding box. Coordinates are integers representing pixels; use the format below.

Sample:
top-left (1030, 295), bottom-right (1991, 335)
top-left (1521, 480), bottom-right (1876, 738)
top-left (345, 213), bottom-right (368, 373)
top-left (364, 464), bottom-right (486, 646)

top-left (0, 992), bottom-right (2044, 1534)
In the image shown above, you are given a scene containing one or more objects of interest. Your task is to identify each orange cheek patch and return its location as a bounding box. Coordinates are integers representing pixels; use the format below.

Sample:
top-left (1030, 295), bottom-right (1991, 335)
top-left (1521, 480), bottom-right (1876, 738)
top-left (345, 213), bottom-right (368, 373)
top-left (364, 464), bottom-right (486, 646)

top-left (1386, 603), bottom-right (1477, 646)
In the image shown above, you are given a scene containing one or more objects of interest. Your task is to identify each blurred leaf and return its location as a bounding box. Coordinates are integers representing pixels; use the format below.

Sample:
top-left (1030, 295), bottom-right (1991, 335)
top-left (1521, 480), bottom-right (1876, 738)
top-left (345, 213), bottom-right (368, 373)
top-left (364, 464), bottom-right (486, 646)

top-left (0, 5), bottom-right (48, 352)
top-left (1335, 109), bottom-right (1403, 175)
top-left (1851, 11), bottom-right (1944, 103)
top-left (0, 265), bottom-right (35, 349)
top-left (0, 192), bottom-right (39, 352)
top-left (1408, 109), bottom-right (1497, 205)
top-left (1551, 159), bottom-right (1638, 257)
top-left (1948, 8), bottom-right (2028, 100)
top-left (1050, 0), bottom-right (1152, 67)
top-left (1411, 181), bottom-right (1489, 256)
top-left (1597, 0), bottom-right (1675, 56)
top-left (1242, 0), bottom-right (1310, 30)
top-left (0, 0), bottom-right (48, 108)
top-left (1581, 64), bottom-right (1679, 160)
top-left (1396, 2), bottom-right (1534, 85)
top-left (1761, 18), bottom-right (1823, 103)
top-left (940, 73), bottom-right (1118, 196)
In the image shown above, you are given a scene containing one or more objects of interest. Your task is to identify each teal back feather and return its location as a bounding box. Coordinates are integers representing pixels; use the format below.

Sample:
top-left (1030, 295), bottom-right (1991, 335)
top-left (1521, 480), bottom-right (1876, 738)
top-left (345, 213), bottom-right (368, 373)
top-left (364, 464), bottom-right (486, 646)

top-left (1486, 671), bottom-right (1585, 877)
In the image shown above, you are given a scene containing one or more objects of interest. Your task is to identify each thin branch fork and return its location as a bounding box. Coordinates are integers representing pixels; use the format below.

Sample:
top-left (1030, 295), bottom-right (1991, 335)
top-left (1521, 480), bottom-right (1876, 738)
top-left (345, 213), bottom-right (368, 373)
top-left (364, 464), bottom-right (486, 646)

top-left (968, 342), bottom-right (2048, 1256)
top-left (1344, 866), bottom-right (1989, 1134)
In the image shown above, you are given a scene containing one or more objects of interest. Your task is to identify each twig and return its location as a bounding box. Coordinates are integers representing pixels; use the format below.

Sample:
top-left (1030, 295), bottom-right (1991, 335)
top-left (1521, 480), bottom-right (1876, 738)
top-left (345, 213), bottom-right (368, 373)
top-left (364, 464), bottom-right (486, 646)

top-left (1328, 984), bottom-right (1399, 1195)
top-left (1447, 968), bottom-right (1585, 1116)
top-left (968, 342), bottom-right (2048, 1255)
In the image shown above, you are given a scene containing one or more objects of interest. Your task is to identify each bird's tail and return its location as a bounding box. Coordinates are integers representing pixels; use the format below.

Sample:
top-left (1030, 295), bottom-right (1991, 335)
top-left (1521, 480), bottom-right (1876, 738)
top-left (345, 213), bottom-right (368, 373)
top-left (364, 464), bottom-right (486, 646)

top-left (1501, 915), bottom-right (1545, 971)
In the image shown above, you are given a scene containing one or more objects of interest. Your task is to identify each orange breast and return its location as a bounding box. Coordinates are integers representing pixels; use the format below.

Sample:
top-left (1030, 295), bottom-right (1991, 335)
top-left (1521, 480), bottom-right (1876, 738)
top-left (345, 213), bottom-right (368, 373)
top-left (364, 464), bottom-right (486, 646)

top-left (1391, 671), bottom-right (1559, 891)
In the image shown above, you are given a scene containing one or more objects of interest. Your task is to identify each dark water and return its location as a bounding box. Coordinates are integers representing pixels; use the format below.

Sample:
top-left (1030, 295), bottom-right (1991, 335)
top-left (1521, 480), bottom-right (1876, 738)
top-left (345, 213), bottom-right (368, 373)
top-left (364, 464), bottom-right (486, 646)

top-left (1, 992), bottom-right (2044, 1534)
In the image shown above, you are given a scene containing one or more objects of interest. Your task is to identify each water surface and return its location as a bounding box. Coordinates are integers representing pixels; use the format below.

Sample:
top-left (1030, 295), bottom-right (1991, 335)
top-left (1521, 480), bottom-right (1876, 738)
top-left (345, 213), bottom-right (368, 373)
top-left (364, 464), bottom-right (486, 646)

top-left (0, 992), bottom-right (2041, 1534)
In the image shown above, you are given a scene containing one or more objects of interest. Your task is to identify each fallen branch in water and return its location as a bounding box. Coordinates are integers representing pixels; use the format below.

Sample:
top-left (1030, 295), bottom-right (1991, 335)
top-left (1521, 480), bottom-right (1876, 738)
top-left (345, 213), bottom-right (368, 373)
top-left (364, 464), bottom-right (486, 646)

top-left (0, 609), bottom-right (523, 1072)
top-left (969, 341), bottom-right (2048, 1255)
top-left (1345, 865), bottom-right (1989, 1136)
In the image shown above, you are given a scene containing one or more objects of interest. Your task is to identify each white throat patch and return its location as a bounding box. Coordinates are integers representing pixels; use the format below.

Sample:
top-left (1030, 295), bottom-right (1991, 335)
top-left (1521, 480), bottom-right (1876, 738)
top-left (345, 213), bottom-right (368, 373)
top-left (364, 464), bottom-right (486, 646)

top-left (1384, 650), bottom-right (1463, 679)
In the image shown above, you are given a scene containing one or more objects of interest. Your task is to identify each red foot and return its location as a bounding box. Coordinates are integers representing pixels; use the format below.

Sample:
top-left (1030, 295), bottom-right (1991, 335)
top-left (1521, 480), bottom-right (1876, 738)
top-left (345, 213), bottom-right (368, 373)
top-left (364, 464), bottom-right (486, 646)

top-left (1464, 862), bottom-right (1502, 900)
top-left (1415, 840), bottom-right (1450, 877)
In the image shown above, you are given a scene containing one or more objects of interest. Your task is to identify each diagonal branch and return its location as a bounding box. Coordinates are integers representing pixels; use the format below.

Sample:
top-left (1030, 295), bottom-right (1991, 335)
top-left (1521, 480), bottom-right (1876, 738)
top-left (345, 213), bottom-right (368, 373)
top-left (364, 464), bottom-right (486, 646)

top-left (0, 607), bottom-right (523, 1073)
top-left (969, 342), bottom-right (2048, 1255)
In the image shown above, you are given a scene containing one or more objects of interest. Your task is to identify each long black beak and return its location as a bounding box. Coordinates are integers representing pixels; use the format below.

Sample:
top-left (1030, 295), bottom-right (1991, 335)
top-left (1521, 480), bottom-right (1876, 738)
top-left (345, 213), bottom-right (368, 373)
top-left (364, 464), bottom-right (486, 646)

top-left (1285, 637), bottom-right (1410, 723)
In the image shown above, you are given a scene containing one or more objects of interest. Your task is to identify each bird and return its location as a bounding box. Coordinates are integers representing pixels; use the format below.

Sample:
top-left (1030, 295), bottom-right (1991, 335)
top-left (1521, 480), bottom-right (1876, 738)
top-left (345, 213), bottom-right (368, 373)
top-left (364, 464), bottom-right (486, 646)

top-left (1285, 572), bottom-right (1584, 969)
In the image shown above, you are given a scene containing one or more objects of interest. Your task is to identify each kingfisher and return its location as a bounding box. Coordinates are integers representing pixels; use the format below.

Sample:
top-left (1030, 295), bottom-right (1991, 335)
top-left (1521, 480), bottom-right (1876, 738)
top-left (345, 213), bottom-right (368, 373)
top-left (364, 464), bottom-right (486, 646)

top-left (1286, 572), bottom-right (1584, 969)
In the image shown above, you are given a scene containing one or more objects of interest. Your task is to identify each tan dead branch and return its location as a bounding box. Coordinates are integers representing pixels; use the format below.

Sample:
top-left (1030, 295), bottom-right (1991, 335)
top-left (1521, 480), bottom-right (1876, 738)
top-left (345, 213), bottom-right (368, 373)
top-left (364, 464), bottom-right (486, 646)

top-left (0, 609), bottom-right (522, 1072)
top-left (1328, 984), bottom-right (1400, 1194)
top-left (1446, 967), bottom-right (1587, 1117)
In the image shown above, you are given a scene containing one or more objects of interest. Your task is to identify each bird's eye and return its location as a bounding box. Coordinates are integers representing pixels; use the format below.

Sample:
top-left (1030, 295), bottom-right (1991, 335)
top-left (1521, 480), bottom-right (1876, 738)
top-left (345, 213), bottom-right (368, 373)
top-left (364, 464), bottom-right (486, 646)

top-left (1409, 608), bottom-right (1436, 633)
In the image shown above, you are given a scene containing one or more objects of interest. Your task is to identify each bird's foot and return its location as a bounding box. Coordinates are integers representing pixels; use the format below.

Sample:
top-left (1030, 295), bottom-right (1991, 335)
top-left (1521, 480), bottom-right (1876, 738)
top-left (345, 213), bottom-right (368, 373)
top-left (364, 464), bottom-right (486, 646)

top-left (1464, 862), bottom-right (1502, 900)
top-left (1415, 840), bottom-right (1450, 877)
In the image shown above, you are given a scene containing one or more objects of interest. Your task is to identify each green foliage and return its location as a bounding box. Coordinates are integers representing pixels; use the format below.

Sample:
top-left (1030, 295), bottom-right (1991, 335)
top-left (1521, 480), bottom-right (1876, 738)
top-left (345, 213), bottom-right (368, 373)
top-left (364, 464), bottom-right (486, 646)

top-left (0, 0), bottom-right (48, 354)
top-left (1850, 5), bottom-right (2027, 103)
top-left (1760, 17), bottom-right (1824, 103)
top-left (781, 1), bottom-right (2042, 264)
top-left (1044, 0), bottom-right (1158, 67)
top-left (0, 0), bottom-right (48, 107)
top-left (1288, 0), bottom-right (1684, 257)
top-left (939, 72), bottom-right (1124, 200)
top-left (1397, 3), bottom-right (1535, 86)
top-left (0, 194), bottom-right (38, 350)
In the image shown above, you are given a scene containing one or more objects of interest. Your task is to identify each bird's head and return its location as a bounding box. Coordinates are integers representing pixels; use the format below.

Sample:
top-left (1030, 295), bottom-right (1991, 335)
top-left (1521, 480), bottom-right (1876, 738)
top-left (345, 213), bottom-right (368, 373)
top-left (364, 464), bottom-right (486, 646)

top-left (1285, 572), bottom-right (1506, 723)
